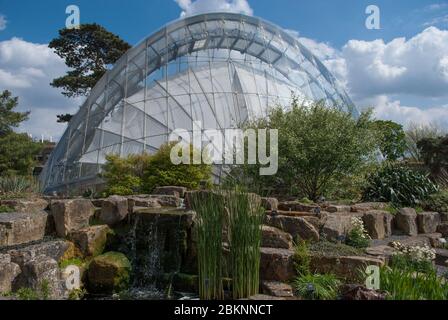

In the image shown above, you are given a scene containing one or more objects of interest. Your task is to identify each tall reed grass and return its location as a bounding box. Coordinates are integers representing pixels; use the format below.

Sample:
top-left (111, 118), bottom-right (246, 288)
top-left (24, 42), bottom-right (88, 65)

top-left (190, 191), bottom-right (225, 300)
top-left (226, 189), bottom-right (264, 299)
top-left (0, 175), bottom-right (40, 196)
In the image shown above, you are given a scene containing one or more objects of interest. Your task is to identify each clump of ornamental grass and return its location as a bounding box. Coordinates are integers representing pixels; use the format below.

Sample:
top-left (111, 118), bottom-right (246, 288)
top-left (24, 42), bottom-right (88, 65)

top-left (190, 191), bottom-right (226, 300)
top-left (226, 189), bottom-right (264, 299)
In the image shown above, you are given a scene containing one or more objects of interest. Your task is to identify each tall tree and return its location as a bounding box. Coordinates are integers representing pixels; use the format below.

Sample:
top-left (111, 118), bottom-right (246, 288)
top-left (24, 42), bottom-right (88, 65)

top-left (0, 90), bottom-right (41, 175)
top-left (49, 23), bottom-right (131, 98)
top-left (0, 90), bottom-right (30, 136)
top-left (371, 120), bottom-right (406, 161)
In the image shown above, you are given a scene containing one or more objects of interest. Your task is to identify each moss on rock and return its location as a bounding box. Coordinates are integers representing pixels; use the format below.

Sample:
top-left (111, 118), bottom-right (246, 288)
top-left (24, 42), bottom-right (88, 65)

top-left (87, 252), bottom-right (131, 294)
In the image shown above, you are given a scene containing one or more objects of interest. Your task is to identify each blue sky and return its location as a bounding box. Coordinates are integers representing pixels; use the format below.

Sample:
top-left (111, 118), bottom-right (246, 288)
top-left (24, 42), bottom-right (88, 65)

top-left (0, 0), bottom-right (447, 139)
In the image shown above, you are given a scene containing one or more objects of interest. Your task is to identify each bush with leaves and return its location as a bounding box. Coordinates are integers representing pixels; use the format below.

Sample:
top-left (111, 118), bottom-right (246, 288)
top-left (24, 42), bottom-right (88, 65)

top-left (102, 142), bottom-right (212, 196)
top-left (231, 100), bottom-right (379, 200)
top-left (345, 217), bottom-right (371, 249)
top-left (424, 189), bottom-right (448, 213)
top-left (362, 163), bottom-right (438, 207)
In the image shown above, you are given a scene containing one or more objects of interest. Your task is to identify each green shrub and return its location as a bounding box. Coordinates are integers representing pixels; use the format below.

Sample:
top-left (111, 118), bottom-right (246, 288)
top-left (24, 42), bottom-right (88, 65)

top-left (294, 240), bottom-right (311, 276)
top-left (16, 288), bottom-right (40, 300)
top-left (309, 241), bottom-right (364, 258)
top-left (0, 205), bottom-right (14, 213)
top-left (345, 217), bottom-right (370, 249)
top-left (0, 175), bottom-right (40, 196)
top-left (102, 142), bottom-right (212, 196)
top-left (424, 189), bottom-right (448, 213)
top-left (362, 163), bottom-right (439, 207)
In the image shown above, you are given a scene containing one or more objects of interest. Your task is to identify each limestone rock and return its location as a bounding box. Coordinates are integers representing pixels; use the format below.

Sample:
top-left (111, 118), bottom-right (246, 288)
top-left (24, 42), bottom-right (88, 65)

top-left (351, 202), bottom-right (388, 213)
top-left (437, 222), bottom-right (448, 237)
top-left (0, 198), bottom-right (48, 213)
top-left (8, 240), bottom-right (70, 267)
top-left (365, 245), bottom-right (397, 262)
top-left (87, 252), bottom-right (131, 294)
top-left (326, 205), bottom-right (351, 213)
top-left (310, 255), bottom-right (383, 283)
top-left (261, 197), bottom-right (279, 211)
top-left (152, 186), bottom-right (187, 198)
top-left (259, 248), bottom-right (295, 282)
top-left (340, 285), bottom-right (386, 300)
top-left (14, 255), bottom-right (62, 299)
top-left (435, 248), bottom-right (448, 266)
top-left (265, 215), bottom-right (319, 242)
top-left (417, 212), bottom-right (441, 234)
top-left (98, 196), bottom-right (129, 226)
top-left (395, 208), bottom-right (418, 236)
top-left (51, 199), bottom-right (95, 237)
top-left (0, 211), bottom-right (48, 247)
top-left (384, 212), bottom-right (394, 238)
top-left (70, 225), bottom-right (112, 257)
top-left (321, 214), bottom-right (353, 241)
top-left (261, 225), bottom-right (293, 249)
top-left (278, 201), bottom-right (318, 212)
top-left (362, 210), bottom-right (386, 240)
top-left (127, 196), bottom-right (161, 213)
top-left (0, 254), bottom-right (21, 294)
top-left (261, 281), bottom-right (294, 297)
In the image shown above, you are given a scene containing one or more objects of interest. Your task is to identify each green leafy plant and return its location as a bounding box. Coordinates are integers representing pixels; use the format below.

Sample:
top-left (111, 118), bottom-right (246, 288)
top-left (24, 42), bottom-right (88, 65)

top-left (362, 163), bottom-right (439, 207)
top-left (345, 217), bottom-right (370, 249)
top-left (424, 189), bottom-right (448, 213)
top-left (390, 242), bottom-right (436, 274)
top-left (0, 205), bottom-right (14, 213)
top-left (16, 288), bottom-right (40, 300)
top-left (0, 175), bottom-right (40, 196)
top-left (59, 257), bottom-right (85, 269)
top-left (68, 288), bottom-right (87, 300)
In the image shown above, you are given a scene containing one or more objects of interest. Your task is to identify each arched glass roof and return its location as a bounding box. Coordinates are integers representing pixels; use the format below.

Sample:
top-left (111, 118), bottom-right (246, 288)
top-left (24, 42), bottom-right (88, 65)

top-left (41, 12), bottom-right (358, 193)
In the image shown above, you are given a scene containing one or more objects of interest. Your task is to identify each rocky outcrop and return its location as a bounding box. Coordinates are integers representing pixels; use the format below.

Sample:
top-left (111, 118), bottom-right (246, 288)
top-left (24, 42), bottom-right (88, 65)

top-left (0, 211), bottom-right (48, 246)
top-left (395, 208), bottom-right (418, 236)
top-left (261, 281), bottom-right (294, 297)
top-left (326, 205), bottom-right (351, 213)
top-left (340, 285), bottom-right (386, 300)
top-left (127, 196), bottom-right (161, 213)
top-left (384, 212), bottom-right (394, 238)
top-left (417, 212), bottom-right (441, 234)
top-left (365, 245), bottom-right (397, 262)
top-left (98, 196), bottom-right (129, 226)
top-left (87, 252), bottom-right (131, 294)
top-left (362, 211), bottom-right (386, 240)
top-left (0, 254), bottom-right (20, 293)
top-left (261, 198), bottom-right (279, 211)
top-left (259, 248), bottom-right (295, 282)
top-left (261, 226), bottom-right (293, 249)
top-left (0, 198), bottom-right (48, 213)
top-left (152, 186), bottom-right (187, 198)
top-left (265, 215), bottom-right (319, 242)
top-left (69, 225), bottom-right (112, 257)
top-left (50, 199), bottom-right (95, 237)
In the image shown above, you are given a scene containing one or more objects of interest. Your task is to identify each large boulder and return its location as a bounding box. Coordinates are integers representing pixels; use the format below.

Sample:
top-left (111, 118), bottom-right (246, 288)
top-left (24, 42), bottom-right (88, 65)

top-left (261, 281), bottom-right (294, 297)
top-left (98, 196), bottom-right (129, 226)
top-left (310, 255), bottom-right (384, 283)
top-left (0, 254), bottom-right (21, 294)
top-left (384, 212), bottom-right (394, 238)
top-left (365, 245), bottom-right (397, 263)
top-left (261, 226), bottom-right (293, 249)
top-left (278, 201), bottom-right (319, 212)
top-left (395, 208), bottom-right (418, 236)
top-left (259, 248), bottom-right (295, 282)
top-left (417, 212), bottom-right (441, 234)
top-left (70, 225), bottom-right (112, 257)
top-left (261, 198), bottom-right (279, 211)
top-left (8, 240), bottom-right (70, 267)
top-left (0, 211), bottom-right (48, 246)
top-left (362, 211), bottom-right (386, 240)
top-left (0, 198), bottom-right (48, 213)
top-left (152, 186), bottom-right (187, 198)
top-left (148, 195), bottom-right (181, 208)
top-left (437, 222), bottom-right (448, 237)
top-left (265, 215), bottom-right (319, 242)
top-left (325, 205), bottom-right (351, 213)
top-left (14, 255), bottom-right (63, 299)
top-left (87, 252), bottom-right (131, 294)
top-left (321, 214), bottom-right (353, 241)
top-left (340, 285), bottom-right (386, 300)
top-left (51, 199), bottom-right (95, 237)
top-left (127, 196), bottom-right (161, 213)
top-left (351, 202), bottom-right (388, 213)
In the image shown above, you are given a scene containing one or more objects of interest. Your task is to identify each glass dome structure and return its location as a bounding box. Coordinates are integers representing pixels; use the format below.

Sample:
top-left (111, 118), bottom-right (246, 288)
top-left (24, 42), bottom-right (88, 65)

top-left (40, 12), bottom-right (358, 193)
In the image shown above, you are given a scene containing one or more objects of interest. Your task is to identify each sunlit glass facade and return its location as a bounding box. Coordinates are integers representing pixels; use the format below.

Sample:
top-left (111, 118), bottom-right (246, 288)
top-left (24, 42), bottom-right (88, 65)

top-left (40, 12), bottom-right (358, 193)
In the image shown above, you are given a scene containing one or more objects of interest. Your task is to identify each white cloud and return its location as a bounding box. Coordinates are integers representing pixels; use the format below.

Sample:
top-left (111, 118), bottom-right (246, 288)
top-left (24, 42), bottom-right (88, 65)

top-left (174, 0), bottom-right (253, 17)
top-left (0, 14), bottom-right (7, 31)
top-left (368, 95), bottom-right (448, 129)
top-left (0, 37), bottom-right (82, 139)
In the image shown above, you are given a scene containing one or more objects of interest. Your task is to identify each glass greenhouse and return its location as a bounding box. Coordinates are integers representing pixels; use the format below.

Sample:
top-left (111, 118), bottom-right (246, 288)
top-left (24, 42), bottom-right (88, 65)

top-left (40, 12), bottom-right (358, 193)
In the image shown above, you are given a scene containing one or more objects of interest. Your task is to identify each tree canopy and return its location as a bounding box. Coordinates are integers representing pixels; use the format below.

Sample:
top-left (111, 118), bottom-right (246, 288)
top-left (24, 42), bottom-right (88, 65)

top-left (0, 90), bottom-right (30, 136)
top-left (49, 23), bottom-right (131, 98)
top-left (371, 120), bottom-right (406, 161)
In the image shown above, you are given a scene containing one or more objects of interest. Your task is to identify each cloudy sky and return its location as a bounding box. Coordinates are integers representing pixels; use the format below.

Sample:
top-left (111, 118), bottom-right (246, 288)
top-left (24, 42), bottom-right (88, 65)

top-left (0, 0), bottom-right (447, 140)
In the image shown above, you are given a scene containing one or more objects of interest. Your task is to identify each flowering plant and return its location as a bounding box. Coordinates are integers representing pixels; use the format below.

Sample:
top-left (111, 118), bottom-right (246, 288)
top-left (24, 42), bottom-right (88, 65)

top-left (345, 217), bottom-right (371, 248)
